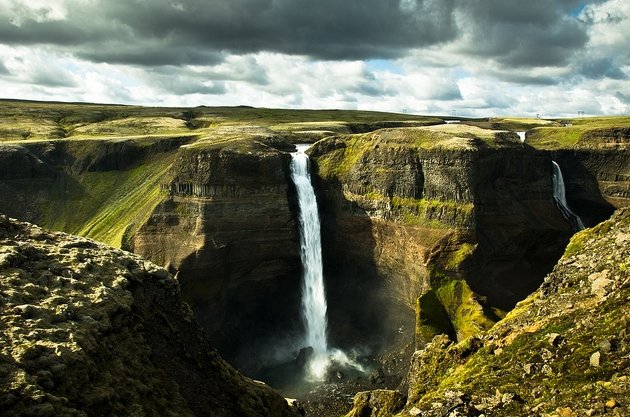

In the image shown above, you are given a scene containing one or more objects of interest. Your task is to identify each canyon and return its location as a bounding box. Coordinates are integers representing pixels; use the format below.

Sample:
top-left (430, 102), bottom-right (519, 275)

top-left (0, 100), bottom-right (629, 416)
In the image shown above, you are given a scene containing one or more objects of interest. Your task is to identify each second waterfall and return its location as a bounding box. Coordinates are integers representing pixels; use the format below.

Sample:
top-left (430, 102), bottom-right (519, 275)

top-left (290, 144), bottom-right (330, 380)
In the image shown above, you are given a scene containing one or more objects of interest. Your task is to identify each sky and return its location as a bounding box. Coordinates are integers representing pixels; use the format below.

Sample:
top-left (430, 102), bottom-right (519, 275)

top-left (0, 0), bottom-right (628, 117)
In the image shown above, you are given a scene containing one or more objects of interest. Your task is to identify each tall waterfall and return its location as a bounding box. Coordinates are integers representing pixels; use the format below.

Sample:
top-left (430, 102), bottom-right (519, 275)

top-left (290, 145), bottom-right (329, 379)
top-left (551, 161), bottom-right (585, 231)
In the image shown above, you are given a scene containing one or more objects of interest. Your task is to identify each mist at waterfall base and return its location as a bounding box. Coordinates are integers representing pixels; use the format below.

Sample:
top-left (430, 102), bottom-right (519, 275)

top-left (551, 161), bottom-right (586, 231)
top-left (289, 144), bottom-right (366, 383)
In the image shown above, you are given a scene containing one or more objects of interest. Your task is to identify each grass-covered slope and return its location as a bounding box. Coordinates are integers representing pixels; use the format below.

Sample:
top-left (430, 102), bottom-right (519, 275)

top-left (345, 208), bottom-right (629, 416)
top-left (403, 207), bottom-right (630, 416)
top-left (0, 99), bottom-right (440, 143)
top-left (0, 136), bottom-right (184, 249)
top-left (525, 116), bottom-right (630, 150)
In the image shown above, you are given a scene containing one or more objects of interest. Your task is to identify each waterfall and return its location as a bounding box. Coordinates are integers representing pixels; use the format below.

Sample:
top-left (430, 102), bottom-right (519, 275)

top-left (290, 144), bottom-right (366, 381)
top-left (290, 145), bottom-right (364, 381)
top-left (551, 161), bottom-right (585, 231)
top-left (516, 131), bottom-right (526, 142)
top-left (290, 144), bottom-right (329, 379)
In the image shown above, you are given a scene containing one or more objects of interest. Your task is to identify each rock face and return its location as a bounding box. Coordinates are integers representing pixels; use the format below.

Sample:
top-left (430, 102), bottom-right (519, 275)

top-left (131, 138), bottom-right (303, 371)
top-left (553, 147), bottom-right (629, 224)
top-left (345, 390), bottom-right (406, 417)
top-left (309, 128), bottom-right (573, 351)
top-left (345, 207), bottom-right (630, 417)
top-left (0, 137), bottom-right (189, 248)
top-left (0, 215), bottom-right (302, 417)
top-left (1, 103), bottom-right (627, 387)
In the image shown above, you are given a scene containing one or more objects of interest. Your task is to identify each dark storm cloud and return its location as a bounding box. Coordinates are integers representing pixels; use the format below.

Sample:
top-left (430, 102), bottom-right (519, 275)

top-left (455, 0), bottom-right (588, 68)
top-left (143, 67), bottom-right (227, 95)
top-left (0, 0), bottom-right (593, 69)
top-left (615, 91), bottom-right (630, 105)
top-left (489, 71), bottom-right (560, 86)
top-left (0, 0), bottom-right (458, 63)
top-left (78, 44), bottom-right (225, 67)
top-left (577, 58), bottom-right (627, 80)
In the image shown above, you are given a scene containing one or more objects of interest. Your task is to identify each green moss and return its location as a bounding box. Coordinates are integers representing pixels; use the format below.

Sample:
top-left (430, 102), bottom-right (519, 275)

top-left (76, 164), bottom-right (171, 247)
top-left (314, 135), bottom-right (374, 179)
top-left (526, 116), bottom-right (630, 150)
top-left (30, 150), bottom-right (176, 248)
top-left (525, 126), bottom-right (584, 149)
top-left (415, 278), bottom-right (497, 347)
top-left (391, 196), bottom-right (474, 228)
top-left (416, 291), bottom-right (457, 344)
top-left (434, 279), bottom-right (496, 341)
top-left (564, 220), bottom-right (612, 258)
top-left (445, 243), bottom-right (476, 271)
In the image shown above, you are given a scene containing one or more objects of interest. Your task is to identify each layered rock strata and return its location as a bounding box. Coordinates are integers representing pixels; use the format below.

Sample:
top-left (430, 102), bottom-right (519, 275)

top-left (309, 128), bottom-right (573, 350)
top-left (131, 139), bottom-right (303, 371)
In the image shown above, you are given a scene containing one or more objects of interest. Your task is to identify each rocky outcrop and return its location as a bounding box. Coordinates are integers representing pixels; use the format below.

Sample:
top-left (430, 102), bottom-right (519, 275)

top-left (400, 207), bottom-right (630, 416)
top-left (343, 207), bottom-right (630, 416)
top-left (345, 390), bottom-right (406, 417)
top-left (131, 138), bottom-right (303, 372)
top-left (0, 215), bottom-right (302, 417)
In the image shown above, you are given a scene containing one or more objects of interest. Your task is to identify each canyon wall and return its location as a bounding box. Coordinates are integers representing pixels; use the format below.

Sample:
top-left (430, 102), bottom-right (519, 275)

top-left (345, 206), bottom-right (630, 417)
top-left (1, 112), bottom-right (628, 378)
top-left (308, 128), bottom-right (601, 350)
top-left (130, 138), bottom-right (304, 372)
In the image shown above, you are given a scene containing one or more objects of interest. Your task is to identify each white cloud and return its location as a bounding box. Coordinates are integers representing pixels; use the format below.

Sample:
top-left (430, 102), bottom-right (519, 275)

top-left (0, 1), bottom-right (628, 120)
top-left (0, 0), bottom-right (68, 26)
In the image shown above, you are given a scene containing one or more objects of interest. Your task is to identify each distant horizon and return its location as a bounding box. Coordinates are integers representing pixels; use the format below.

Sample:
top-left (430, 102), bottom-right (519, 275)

top-left (4, 96), bottom-right (629, 121)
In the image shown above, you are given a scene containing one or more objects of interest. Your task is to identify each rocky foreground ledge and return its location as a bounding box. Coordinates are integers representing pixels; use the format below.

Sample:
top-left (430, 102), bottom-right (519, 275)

top-left (0, 215), bottom-right (302, 417)
top-left (346, 208), bottom-right (629, 417)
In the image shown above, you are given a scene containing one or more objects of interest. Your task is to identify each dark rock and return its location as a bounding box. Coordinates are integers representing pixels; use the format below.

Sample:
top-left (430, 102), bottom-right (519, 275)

top-left (0, 217), bottom-right (301, 417)
top-left (345, 389), bottom-right (406, 417)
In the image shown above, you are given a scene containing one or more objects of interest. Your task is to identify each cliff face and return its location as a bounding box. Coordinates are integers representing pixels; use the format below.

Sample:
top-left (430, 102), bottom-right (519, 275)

top-left (131, 137), bottom-right (303, 371)
top-left (346, 206), bottom-right (629, 417)
top-left (1, 103), bottom-right (627, 388)
top-left (527, 125), bottom-right (630, 224)
top-left (0, 215), bottom-right (301, 417)
top-left (309, 127), bottom-right (575, 350)
top-left (0, 137), bottom-right (189, 248)
top-left (552, 147), bottom-right (629, 225)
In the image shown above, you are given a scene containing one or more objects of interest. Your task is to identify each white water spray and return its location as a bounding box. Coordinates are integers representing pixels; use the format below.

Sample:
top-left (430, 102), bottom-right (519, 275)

top-left (290, 145), bottom-right (363, 381)
top-left (516, 131), bottom-right (526, 142)
top-left (551, 161), bottom-right (585, 231)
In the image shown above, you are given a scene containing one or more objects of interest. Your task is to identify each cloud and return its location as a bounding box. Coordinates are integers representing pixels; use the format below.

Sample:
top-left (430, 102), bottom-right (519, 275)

top-left (0, 59), bottom-right (9, 74)
top-left (0, 0), bottom-right (457, 63)
top-left (577, 57), bottom-right (627, 80)
top-left (452, 0), bottom-right (589, 68)
top-left (615, 91), bottom-right (629, 105)
top-left (142, 66), bottom-right (227, 95)
top-left (0, 0), bottom-right (593, 67)
top-left (0, 0), bottom-right (627, 118)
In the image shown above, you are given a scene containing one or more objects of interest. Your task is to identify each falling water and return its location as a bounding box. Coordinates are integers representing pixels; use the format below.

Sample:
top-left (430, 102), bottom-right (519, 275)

top-left (290, 145), bottom-right (329, 379)
top-left (551, 161), bottom-right (585, 231)
top-left (516, 131), bottom-right (526, 142)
